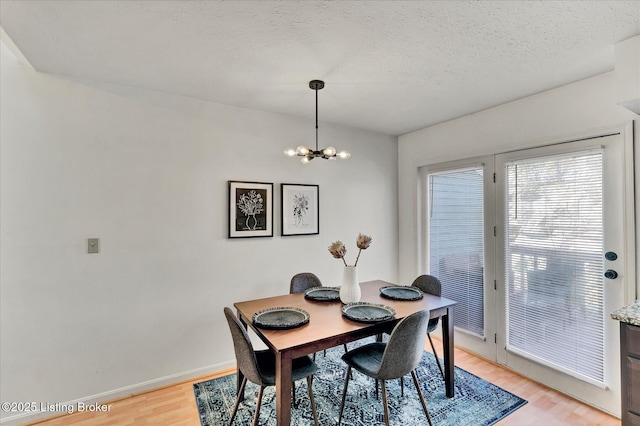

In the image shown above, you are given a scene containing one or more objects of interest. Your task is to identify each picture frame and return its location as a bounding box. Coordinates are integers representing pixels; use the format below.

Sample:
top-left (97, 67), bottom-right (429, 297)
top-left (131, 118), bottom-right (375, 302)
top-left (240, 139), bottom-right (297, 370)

top-left (281, 183), bottom-right (319, 236)
top-left (228, 181), bottom-right (273, 238)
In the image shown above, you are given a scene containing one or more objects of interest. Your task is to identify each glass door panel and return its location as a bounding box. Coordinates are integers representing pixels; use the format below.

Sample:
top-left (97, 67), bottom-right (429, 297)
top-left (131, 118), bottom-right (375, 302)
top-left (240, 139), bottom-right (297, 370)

top-left (495, 133), bottom-right (632, 415)
top-left (422, 157), bottom-right (496, 359)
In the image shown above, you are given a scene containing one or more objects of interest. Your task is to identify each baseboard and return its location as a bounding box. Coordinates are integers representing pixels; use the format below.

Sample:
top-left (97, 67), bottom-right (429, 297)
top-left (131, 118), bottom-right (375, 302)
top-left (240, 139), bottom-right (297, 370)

top-left (0, 360), bottom-right (235, 426)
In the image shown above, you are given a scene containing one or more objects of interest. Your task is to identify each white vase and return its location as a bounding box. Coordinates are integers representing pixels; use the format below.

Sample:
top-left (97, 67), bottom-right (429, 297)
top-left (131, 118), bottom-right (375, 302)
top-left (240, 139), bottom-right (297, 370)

top-left (340, 266), bottom-right (361, 304)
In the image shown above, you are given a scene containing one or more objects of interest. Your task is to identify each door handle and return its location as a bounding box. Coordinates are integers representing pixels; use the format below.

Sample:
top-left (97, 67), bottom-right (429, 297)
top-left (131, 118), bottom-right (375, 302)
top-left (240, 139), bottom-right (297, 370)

top-left (604, 252), bottom-right (618, 261)
top-left (604, 269), bottom-right (618, 280)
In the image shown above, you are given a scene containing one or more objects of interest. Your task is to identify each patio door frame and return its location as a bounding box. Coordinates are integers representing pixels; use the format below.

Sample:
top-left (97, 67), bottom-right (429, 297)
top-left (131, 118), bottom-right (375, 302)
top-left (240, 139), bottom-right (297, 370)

top-left (420, 122), bottom-right (635, 417)
top-left (419, 156), bottom-right (497, 360)
top-left (494, 123), bottom-right (635, 416)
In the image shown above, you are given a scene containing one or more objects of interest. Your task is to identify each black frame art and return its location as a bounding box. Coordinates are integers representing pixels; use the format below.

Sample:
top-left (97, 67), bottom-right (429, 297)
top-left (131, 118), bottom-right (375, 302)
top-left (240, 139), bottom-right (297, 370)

top-left (228, 181), bottom-right (273, 238)
top-left (281, 183), bottom-right (319, 236)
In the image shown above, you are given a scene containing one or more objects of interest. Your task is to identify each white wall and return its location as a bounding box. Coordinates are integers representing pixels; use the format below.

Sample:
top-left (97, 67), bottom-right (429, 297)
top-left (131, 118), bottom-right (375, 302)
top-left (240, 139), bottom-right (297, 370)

top-left (398, 72), bottom-right (638, 297)
top-left (0, 41), bottom-right (398, 424)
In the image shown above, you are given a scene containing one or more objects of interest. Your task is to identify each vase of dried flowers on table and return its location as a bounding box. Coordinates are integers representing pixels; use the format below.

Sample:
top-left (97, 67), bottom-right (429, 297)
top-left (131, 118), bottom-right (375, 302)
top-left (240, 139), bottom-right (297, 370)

top-left (328, 233), bottom-right (372, 304)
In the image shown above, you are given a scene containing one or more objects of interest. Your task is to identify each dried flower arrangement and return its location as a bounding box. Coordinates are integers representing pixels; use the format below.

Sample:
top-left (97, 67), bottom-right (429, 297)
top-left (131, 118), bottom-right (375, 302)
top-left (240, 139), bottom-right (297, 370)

top-left (328, 233), bottom-right (372, 267)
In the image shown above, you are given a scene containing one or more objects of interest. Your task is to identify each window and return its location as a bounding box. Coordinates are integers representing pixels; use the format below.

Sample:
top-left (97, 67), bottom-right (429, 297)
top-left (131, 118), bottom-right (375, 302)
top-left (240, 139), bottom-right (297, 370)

top-left (427, 168), bottom-right (485, 337)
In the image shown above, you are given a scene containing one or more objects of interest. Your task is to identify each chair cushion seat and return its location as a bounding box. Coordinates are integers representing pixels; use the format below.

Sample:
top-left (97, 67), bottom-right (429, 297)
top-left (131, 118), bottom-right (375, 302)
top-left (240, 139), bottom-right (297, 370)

top-left (341, 342), bottom-right (387, 378)
top-left (254, 350), bottom-right (317, 386)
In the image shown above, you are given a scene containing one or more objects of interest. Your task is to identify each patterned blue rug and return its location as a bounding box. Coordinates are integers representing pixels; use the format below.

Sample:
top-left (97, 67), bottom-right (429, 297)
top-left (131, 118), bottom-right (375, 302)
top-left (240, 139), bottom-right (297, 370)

top-left (194, 343), bottom-right (526, 425)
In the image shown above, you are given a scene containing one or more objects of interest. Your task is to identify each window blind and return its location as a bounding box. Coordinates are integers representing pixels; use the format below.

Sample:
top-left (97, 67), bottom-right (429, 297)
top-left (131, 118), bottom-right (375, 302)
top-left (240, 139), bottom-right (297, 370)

top-left (505, 150), bottom-right (604, 384)
top-left (428, 168), bottom-right (485, 337)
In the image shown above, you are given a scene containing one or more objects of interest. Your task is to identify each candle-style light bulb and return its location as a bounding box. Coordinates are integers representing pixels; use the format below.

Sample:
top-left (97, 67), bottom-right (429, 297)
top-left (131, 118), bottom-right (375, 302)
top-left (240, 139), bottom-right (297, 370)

top-left (323, 146), bottom-right (336, 156)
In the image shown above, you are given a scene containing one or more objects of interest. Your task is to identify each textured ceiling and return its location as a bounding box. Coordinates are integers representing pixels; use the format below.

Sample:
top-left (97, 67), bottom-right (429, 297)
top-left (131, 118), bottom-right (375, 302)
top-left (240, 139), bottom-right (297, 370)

top-left (1, 1), bottom-right (639, 135)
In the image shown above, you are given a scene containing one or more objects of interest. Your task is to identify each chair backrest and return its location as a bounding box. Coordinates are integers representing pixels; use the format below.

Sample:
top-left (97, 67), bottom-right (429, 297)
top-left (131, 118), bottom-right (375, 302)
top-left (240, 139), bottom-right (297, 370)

top-left (289, 272), bottom-right (322, 294)
top-left (411, 275), bottom-right (441, 332)
top-left (377, 309), bottom-right (430, 380)
top-left (411, 274), bottom-right (441, 296)
top-left (223, 307), bottom-right (264, 385)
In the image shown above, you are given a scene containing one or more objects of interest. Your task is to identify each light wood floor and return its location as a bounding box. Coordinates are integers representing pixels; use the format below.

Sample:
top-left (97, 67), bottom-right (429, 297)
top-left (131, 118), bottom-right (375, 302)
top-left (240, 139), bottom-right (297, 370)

top-left (27, 338), bottom-right (620, 426)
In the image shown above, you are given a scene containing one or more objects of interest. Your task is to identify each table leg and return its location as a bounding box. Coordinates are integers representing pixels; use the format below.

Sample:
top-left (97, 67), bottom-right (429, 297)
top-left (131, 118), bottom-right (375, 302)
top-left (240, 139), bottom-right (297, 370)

top-left (442, 306), bottom-right (455, 398)
top-left (275, 351), bottom-right (293, 426)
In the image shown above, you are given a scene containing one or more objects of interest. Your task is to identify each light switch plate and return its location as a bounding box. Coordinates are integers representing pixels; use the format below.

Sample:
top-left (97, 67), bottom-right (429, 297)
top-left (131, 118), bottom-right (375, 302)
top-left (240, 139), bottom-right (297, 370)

top-left (87, 238), bottom-right (99, 254)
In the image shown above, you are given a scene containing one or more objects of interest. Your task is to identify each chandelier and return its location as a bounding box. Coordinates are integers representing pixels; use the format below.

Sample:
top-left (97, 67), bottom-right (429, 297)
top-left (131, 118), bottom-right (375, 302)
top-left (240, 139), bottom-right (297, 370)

top-left (284, 80), bottom-right (350, 163)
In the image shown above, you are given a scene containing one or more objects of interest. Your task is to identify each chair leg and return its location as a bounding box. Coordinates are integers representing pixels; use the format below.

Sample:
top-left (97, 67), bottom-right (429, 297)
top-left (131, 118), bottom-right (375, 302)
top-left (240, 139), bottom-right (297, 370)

top-left (381, 379), bottom-right (390, 426)
top-left (306, 376), bottom-right (319, 426)
top-left (427, 333), bottom-right (445, 379)
top-left (337, 366), bottom-right (352, 426)
top-left (400, 376), bottom-right (404, 397)
top-left (411, 370), bottom-right (434, 426)
top-left (251, 386), bottom-right (265, 426)
top-left (292, 381), bottom-right (298, 408)
top-left (375, 379), bottom-right (379, 400)
top-left (229, 376), bottom-right (247, 425)
top-left (342, 343), bottom-right (352, 379)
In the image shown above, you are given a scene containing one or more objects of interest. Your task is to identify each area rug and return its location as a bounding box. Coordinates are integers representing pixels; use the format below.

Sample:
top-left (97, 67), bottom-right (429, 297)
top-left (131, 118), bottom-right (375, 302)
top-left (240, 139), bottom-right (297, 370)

top-left (194, 343), bottom-right (526, 425)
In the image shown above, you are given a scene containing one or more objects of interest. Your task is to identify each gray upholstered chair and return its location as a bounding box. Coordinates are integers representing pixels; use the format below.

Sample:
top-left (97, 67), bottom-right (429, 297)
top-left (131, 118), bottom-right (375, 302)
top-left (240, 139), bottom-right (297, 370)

top-left (289, 273), bottom-right (348, 357)
top-left (411, 274), bottom-right (445, 379)
top-left (289, 272), bottom-right (322, 294)
top-left (223, 307), bottom-right (319, 426)
top-left (337, 309), bottom-right (434, 426)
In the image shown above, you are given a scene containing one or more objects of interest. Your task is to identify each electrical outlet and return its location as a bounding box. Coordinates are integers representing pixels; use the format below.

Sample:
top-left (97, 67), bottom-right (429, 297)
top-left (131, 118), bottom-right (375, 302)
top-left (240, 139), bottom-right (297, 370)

top-left (87, 238), bottom-right (99, 254)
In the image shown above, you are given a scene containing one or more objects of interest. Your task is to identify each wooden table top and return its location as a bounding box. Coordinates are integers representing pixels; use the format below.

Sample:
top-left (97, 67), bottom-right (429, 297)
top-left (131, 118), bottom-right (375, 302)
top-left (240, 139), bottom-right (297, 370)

top-left (234, 279), bottom-right (456, 355)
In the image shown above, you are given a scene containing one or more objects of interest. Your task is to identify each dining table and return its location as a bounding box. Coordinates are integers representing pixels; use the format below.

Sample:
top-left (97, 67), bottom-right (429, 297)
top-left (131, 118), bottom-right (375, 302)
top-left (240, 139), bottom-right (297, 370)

top-left (233, 279), bottom-right (457, 425)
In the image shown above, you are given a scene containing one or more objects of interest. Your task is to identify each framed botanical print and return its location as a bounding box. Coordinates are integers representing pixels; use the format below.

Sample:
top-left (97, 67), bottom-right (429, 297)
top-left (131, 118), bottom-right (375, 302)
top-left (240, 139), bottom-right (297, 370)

top-left (228, 181), bottom-right (273, 238)
top-left (281, 183), bottom-right (319, 236)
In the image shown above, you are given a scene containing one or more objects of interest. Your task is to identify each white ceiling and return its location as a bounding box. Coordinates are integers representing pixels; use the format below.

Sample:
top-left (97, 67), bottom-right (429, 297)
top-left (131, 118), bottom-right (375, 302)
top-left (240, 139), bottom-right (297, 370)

top-left (1, 1), bottom-right (638, 136)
